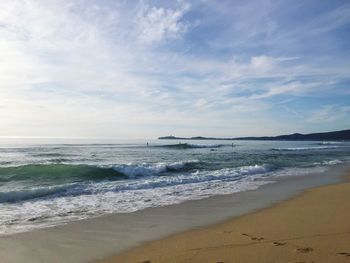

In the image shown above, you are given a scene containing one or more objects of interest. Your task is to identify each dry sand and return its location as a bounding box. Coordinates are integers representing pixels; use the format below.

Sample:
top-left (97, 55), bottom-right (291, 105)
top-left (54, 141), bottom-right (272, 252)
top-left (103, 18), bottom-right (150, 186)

top-left (102, 174), bottom-right (350, 263)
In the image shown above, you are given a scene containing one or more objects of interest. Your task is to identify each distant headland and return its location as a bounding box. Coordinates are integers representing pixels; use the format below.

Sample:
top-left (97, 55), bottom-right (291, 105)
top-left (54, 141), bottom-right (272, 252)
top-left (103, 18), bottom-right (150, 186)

top-left (158, 129), bottom-right (350, 141)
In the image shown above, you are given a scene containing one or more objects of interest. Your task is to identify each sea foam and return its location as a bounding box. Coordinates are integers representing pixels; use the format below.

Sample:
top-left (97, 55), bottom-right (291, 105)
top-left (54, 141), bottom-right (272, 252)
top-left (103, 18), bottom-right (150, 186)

top-left (112, 160), bottom-right (198, 178)
top-left (272, 146), bottom-right (341, 151)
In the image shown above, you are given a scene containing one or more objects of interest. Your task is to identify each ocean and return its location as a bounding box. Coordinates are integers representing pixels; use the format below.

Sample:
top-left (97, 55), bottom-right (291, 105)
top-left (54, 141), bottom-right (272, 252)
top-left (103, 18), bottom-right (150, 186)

top-left (0, 139), bottom-right (349, 235)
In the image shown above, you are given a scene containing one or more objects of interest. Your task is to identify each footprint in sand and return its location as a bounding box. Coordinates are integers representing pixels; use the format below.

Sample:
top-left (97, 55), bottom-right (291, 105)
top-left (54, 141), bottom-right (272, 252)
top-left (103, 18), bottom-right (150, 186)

top-left (241, 233), bottom-right (264, 241)
top-left (272, 241), bottom-right (286, 246)
top-left (296, 247), bottom-right (314, 253)
top-left (251, 237), bottom-right (264, 241)
top-left (338, 252), bottom-right (350, 257)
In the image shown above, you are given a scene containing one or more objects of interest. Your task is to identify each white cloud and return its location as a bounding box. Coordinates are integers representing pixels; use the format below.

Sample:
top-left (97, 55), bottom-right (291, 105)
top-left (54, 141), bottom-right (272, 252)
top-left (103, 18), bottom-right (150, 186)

top-left (193, 98), bottom-right (208, 108)
top-left (135, 1), bottom-right (190, 44)
top-left (250, 55), bottom-right (297, 72)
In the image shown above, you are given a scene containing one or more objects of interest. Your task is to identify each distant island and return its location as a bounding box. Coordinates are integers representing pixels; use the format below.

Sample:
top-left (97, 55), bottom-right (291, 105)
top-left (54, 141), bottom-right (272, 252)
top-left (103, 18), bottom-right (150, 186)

top-left (159, 129), bottom-right (350, 141)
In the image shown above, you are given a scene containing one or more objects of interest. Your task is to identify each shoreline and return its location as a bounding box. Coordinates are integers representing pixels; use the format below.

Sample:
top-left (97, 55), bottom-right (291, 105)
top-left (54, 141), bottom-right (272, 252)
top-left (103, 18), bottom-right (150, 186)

top-left (0, 164), bottom-right (349, 263)
top-left (102, 166), bottom-right (350, 263)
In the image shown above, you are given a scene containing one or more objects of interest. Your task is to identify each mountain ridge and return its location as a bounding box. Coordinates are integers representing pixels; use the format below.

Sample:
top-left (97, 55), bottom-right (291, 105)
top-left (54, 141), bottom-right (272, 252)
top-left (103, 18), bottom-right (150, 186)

top-left (158, 129), bottom-right (350, 141)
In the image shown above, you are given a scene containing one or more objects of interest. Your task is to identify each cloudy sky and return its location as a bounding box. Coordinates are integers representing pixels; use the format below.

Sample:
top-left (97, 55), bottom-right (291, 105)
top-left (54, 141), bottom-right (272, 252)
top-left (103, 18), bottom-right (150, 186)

top-left (0, 0), bottom-right (349, 139)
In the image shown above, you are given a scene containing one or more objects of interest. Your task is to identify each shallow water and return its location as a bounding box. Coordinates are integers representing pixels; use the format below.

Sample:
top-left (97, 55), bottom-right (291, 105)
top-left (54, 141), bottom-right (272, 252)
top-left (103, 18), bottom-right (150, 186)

top-left (0, 139), bottom-right (349, 235)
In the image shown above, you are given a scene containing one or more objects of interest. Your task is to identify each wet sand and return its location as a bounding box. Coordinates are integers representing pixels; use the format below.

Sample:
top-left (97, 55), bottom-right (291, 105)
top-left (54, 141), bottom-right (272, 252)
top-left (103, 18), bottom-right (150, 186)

top-left (102, 171), bottom-right (350, 263)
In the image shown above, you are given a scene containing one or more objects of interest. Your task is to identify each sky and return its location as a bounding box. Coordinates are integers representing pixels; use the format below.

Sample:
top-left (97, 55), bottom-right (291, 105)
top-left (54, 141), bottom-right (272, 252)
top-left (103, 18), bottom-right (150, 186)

top-left (0, 0), bottom-right (349, 139)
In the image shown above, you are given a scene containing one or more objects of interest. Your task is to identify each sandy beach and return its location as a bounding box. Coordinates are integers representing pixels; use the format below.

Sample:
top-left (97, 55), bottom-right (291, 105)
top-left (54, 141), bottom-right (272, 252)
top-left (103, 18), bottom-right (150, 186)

top-left (102, 171), bottom-right (350, 263)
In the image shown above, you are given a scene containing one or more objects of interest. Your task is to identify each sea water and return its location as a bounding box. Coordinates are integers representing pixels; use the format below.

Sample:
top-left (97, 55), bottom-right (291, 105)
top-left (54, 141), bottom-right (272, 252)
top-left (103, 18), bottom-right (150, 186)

top-left (0, 139), bottom-right (349, 235)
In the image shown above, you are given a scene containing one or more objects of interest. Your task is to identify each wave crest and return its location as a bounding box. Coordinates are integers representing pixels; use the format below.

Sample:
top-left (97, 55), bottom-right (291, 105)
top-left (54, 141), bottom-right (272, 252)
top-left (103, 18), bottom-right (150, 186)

top-left (316, 141), bottom-right (343, 145)
top-left (112, 160), bottom-right (198, 178)
top-left (272, 146), bottom-right (341, 151)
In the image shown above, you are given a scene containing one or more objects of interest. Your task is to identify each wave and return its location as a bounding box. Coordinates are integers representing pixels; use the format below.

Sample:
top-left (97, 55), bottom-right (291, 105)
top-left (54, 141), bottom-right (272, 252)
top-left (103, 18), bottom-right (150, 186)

top-left (0, 164), bottom-right (275, 234)
top-left (112, 164), bottom-right (271, 190)
top-left (268, 166), bottom-right (328, 178)
top-left (0, 164), bottom-right (122, 183)
top-left (316, 141), bottom-right (343, 145)
top-left (323, 159), bottom-right (343, 165)
top-left (0, 163), bottom-right (268, 204)
top-left (272, 146), bottom-right (341, 151)
top-left (156, 143), bottom-right (225, 149)
top-left (312, 159), bottom-right (343, 166)
top-left (0, 163), bottom-right (335, 234)
top-left (0, 161), bottom-right (199, 183)
top-left (189, 164), bottom-right (272, 182)
top-left (0, 185), bottom-right (75, 203)
top-left (236, 164), bottom-right (270, 174)
top-left (112, 160), bottom-right (199, 178)
top-left (31, 153), bottom-right (77, 158)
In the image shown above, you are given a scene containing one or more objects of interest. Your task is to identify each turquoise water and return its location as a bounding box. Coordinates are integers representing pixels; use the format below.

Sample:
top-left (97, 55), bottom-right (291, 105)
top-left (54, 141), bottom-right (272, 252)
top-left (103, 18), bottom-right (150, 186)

top-left (0, 139), bottom-right (349, 235)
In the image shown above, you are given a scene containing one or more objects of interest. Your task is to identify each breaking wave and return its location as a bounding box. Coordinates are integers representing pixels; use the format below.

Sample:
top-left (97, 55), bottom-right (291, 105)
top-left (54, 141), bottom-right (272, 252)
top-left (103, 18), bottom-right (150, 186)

top-left (272, 146), bottom-right (341, 151)
top-left (0, 163), bottom-right (267, 204)
top-left (316, 141), bottom-right (343, 145)
top-left (112, 160), bottom-right (199, 178)
top-left (0, 161), bottom-right (200, 184)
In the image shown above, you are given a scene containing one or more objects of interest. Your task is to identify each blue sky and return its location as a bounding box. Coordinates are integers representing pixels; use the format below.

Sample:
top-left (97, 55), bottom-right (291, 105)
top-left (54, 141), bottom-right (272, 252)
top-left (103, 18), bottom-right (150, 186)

top-left (0, 0), bottom-right (349, 139)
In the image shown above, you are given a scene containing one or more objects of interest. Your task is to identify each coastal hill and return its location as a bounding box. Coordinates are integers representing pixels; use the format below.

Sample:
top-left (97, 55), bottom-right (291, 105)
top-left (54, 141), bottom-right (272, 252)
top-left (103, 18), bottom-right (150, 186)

top-left (158, 129), bottom-right (350, 141)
